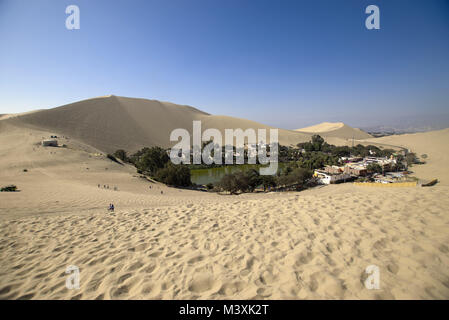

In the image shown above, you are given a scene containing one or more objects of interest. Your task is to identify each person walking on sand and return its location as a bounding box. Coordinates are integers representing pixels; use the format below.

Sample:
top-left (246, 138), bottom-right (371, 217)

top-left (108, 203), bottom-right (114, 212)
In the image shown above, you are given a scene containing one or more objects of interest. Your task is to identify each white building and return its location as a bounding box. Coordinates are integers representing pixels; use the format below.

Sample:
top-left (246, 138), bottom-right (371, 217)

top-left (314, 170), bottom-right (351, 185)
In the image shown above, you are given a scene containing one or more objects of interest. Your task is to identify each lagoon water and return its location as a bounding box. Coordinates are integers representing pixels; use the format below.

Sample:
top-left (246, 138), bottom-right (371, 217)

top-left (190, 164), bottom-right (260, 185)
top-left (190, 163), bottom-right (286, 185)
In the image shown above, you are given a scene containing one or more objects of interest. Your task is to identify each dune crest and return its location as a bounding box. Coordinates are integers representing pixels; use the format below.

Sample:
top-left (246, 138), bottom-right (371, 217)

top-left (296, 122), bottom-right (372, 140)
top-left (296, 122), bottom-right (345, 132)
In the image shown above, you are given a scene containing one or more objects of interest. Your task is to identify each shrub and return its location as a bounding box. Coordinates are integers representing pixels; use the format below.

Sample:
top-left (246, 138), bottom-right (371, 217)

top-left (260, 174), bottom-right (276, 191)
top-left (155, 163), bottom-right (191, 187)
top-left (1, 185), bottom-right (17, 192)
top-left (23, 169), bottom-right (28, 172)
top-left (206, 183), bottom-right (214, 190)
top-left (114, 149), bottom-right (128, 162)
top-left (217, 173), bottom-right (242, 194)
top-left (131, 147), bottom-right (169, 174)
top-left (218, 169), bottom-right (272, 194)
top-left (366, 163), bottom-right (383, 174)
top-left (244, 169), bottom-right (261, 192)
top-left (277, 167), bottom-right (312, 188)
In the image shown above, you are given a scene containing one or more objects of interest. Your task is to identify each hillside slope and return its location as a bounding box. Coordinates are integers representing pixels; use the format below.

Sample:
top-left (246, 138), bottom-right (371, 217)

top-left (3, 95), bottom-right (312, 152)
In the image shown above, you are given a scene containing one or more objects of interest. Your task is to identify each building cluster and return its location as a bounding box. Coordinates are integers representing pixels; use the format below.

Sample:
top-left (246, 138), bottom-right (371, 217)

top-left (314, 154), bottom-right (408, 185)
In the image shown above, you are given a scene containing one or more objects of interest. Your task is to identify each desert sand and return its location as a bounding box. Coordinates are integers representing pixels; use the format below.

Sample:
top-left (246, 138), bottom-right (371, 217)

top-left (296, 121), bottom-right (373, 140)
top-left (1, 107), bottom-right (449, 299)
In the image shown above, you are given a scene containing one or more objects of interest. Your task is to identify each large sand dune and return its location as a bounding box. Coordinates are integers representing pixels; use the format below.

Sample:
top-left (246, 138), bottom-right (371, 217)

top-left (4, 96), bottom-right (313, 153)
top-left (0, 107), bottom-right (448, 299)
top-left (296, 122), bottom-right (373, 140)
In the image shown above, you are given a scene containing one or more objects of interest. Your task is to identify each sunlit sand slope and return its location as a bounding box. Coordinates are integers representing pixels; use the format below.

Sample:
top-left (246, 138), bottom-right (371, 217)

top-left (296, 122), bottom-right (372, 140)
top-left (4, 96), bottom-right (312, 152)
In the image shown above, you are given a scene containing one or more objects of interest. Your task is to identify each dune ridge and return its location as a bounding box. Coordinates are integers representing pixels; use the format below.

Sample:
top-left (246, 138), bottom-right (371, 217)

top-left (296, 122), bottom-right (373, 140)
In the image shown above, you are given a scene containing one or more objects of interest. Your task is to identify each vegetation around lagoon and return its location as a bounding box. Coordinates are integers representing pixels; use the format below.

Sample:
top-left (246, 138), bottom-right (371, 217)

top-left (114, 134), bottom-right (420, 193)
top-left (114, 147), bottom-right (192, 187)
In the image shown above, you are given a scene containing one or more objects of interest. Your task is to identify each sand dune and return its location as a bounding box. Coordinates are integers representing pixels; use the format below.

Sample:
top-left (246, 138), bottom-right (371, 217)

top-left (296, 122), bottom-right (373, 140)
top-left (0, 120), bottom-right (448, 299)
top-left (0, 110), bottom-right (43, 120)
top-left (3, 96), bottom-right (313, 153)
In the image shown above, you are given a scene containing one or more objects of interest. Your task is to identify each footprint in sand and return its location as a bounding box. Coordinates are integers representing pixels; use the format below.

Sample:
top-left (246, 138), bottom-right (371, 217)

top-left (110, 285), bottom-right (129, 298)
top-left (256, 287), bottom-right (272, 297)
top-left (387, 263), bottom-right (399, 275)
top-left (218, 281), bottom-right (245, 296)
top-left (295, 252), bottom-right (314, 266)
top-left (127, 261), bottom-right (144, 271)
top-left (187, 255), bottom-right (205, 265)
top-left (118, 273), bottom-right (132, 284)
top-left (148, 251), bottom-right (163, 258)
top-left (142, 263), bottom-right (157, 274)
top-left (188, 275), bottom-right (218, 293)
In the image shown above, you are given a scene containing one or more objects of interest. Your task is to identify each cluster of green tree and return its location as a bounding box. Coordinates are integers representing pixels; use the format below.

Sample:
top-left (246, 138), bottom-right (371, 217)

top-left (275, 164), bottom-right (313, 190)
top-left (297, 135), bottom-right (396, 158)
top-left (278, 145), bottom-right (302, 162)
top-left (154, 163), bottom-right (191, 187)
top-left (366, 163), bottom-right (383, 174)
top-left (114, 147), bottom-right (191, 187)
top-left (295, 152), bottom-right (340, 170)
top-left (187, 141), bottom-right (276, 169)
top-left (217, 169), bottom-right (262, 194)
top-left (217, 164), bottom-right (312, 194)
top-left (113, 149), bottom-right (128, 162)
top-left (127, 147), bottom-right (169, 174)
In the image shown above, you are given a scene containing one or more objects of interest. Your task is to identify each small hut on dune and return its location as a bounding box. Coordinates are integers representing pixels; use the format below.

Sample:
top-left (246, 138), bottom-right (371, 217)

top-left (42, 139), bottom-right (58, 147)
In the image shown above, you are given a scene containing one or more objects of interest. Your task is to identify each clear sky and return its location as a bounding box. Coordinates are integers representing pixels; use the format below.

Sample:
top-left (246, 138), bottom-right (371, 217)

top-left (1, 0), bottom-right (448, 129)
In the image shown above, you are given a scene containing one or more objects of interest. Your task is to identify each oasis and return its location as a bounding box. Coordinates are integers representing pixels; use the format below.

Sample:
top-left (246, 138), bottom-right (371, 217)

top-left (169, 121), bottom-right (278, 175)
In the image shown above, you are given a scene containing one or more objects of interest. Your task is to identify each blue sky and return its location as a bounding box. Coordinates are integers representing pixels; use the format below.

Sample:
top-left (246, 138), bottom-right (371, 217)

top-left (1, 0), bottom-right (448, 129)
